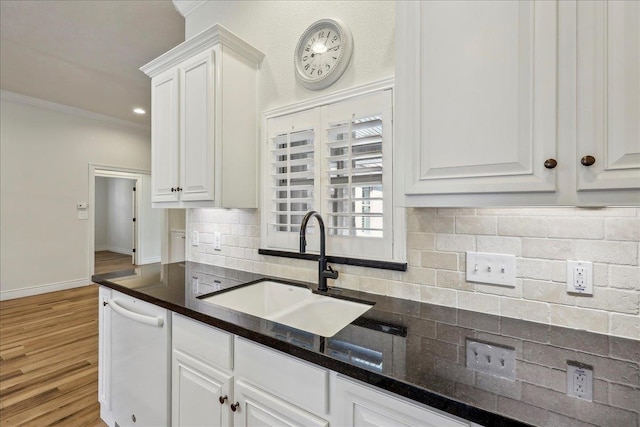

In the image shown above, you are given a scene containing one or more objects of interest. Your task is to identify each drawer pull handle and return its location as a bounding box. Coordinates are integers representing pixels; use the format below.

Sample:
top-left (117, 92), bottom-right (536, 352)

top-left (219, 395), bottom-right (228, 405)
top-left (230, 402), bottom-right (240, 412)
top-left (580, 155), bottom-right (596, 166)
top-left (544, 158), bottom-right (557, 169)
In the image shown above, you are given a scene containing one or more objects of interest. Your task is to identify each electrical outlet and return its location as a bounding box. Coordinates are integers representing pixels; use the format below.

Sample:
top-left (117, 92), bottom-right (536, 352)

top-left (566, 261), bottom-right (593, 295)
top-left (213, 232), bottom-right (222, 251)
top-left (466, 252), bottom-right (516, 287)
top-left (191, 276), bottom-right (199, 294)
top-left (192, 230), bottom-right (199, 246)
top-left (567, 363), bottom-right (593, 401)
top-left (466, 339), bottom-right (516, 380)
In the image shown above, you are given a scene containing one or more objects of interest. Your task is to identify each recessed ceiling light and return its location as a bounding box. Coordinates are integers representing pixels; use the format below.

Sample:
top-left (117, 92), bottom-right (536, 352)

top-left (133, 108), bottom-right (146, 115)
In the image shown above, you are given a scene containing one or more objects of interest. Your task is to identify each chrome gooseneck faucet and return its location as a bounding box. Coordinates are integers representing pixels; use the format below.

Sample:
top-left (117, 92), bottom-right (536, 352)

top-left (299, 211), bottom-right (338, 292)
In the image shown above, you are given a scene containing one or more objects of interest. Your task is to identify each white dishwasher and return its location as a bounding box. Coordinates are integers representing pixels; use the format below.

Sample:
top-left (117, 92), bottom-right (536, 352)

top-left (108, 290), bottom-right (171, 427)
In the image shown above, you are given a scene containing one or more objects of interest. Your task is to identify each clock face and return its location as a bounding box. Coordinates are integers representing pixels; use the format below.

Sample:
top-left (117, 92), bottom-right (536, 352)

top-left (295, 19), bottom-right (353, 90)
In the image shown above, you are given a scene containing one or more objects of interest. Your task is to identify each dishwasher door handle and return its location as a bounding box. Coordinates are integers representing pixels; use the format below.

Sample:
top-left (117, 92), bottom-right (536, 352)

top-left (107, 298), bottom-right (164, 327)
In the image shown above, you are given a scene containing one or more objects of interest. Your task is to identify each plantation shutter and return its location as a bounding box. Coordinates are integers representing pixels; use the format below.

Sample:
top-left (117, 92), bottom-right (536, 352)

top-left (266, 109), bottom-right (321, 250)
top-left (321, 90), bottom-right (393, 260)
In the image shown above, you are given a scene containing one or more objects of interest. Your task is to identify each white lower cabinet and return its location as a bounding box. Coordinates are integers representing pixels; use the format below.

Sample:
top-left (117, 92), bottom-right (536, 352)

top-left (172, 314), bottom-right (234, 427)
top-left (332, 375), bottom-right (472, 427)
top-left (118, 312), bottom-right (481, 427)
top-left (234, 379), bottom-right (329, 427)
top-left (172, 349), bottom-right (233, 427)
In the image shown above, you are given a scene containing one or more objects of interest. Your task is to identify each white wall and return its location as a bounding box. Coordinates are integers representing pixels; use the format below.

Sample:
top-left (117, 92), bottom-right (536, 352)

top-left (0, 93), bottom-right (151, 299)
top-left (95, 176), bottom-right (109, 250)
top-left (107, 177), bottom-right (135, 255)
top-left (185, 1), bottom-right (395, 112)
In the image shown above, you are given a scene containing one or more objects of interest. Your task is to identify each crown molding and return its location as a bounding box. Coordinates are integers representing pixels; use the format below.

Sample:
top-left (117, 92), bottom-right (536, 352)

top-left (0, 90), bottom-right (150, 132)
top-left (172, 0), bottom-right (207, 17)
top-left (140, 23), bottom-right (264, 77)
top-left (264, 77), bottom-right (395, 119)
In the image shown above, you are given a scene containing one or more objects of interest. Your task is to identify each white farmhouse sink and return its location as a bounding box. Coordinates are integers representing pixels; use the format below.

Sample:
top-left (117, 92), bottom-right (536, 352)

top-left (200, 280), bottom-right (373, 337)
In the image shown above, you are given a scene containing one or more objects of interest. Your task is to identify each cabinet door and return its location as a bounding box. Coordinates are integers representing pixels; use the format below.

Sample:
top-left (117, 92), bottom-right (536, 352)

top-left (333, 376), bottom-right (469, 427)
top-left (173, 349), bottom-right (232, 427)
top-left (398, 1), bottom-right (558, 196)
top-left (179, 49), bottom-right (216, 202)
top-left (234, 380), bottom-right (328, 427)
top-left (151, 69), bottom-right (180, 202)
top-left (576, 0), bottom-right (640, 191)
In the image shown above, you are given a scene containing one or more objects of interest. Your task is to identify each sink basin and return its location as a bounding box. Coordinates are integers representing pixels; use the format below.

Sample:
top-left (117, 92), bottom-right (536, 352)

top-left (199, 280), bottom-right (373, 337)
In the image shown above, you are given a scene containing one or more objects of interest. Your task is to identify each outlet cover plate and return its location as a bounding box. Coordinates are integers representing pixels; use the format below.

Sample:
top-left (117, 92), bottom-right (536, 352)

top-left (566, 261), bottom-right (593, 295)
top-left (567, 362), bottom-right (593, 401)
top-left (213, 232), bottom-right (222, 251)
top-left (466, 339), bottom-right (516, 380)
top-left (466, 252), bottom-right (516, 287)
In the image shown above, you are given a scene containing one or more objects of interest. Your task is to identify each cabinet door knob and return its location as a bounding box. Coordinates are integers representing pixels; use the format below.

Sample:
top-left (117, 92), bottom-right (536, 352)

top-left (544, 158), bottom-right (557, 169)
top-left (581, 155), bottom-right (596, 166)
top-left (219, 395), bottom-right (228, 405)
top-left (230, 402), bottom-right (240, 412)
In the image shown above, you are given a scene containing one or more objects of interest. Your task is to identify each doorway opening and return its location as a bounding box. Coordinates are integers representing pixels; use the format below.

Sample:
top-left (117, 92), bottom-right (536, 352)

top-left (94, 176), bottom-right (137, 274)
top-left (89, 166), bottom-right (163, 275)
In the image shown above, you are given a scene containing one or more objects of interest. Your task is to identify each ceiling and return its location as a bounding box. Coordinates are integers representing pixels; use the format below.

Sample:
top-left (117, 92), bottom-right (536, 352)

top-left (0, 0), bottom-right (185, 127)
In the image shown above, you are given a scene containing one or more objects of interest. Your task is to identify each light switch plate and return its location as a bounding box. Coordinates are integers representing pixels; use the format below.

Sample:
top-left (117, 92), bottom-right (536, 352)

top-left (466, 252), bottom-right (516, 287)
top-left (466, 339), bottom-right (516, 380)
top-left (192, 231), bottom-right (199, 246)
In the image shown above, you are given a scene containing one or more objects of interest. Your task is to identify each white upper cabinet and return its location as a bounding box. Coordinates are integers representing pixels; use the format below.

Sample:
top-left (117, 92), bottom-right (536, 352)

top-left (397, 0), bottom-right (640, 207)
top-left (576, 0), bottom-right (640, 192)
top-left (142, 24), bottom-right (264, 208)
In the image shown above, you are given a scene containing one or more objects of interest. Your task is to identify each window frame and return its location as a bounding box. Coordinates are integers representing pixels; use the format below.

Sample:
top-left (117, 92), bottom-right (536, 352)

top-left (261, 79), bottom-right (405, 263)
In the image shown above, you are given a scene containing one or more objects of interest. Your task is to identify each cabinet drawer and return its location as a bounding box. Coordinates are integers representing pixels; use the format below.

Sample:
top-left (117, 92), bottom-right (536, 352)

top-left (234, 337), bottom-right (329, 417)
top-left (172, 313), bottom-right (233, 371)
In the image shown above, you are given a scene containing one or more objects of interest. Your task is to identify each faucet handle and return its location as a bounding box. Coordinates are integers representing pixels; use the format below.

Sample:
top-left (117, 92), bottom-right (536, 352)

top-left (322, 264), bottom-right (339, 280)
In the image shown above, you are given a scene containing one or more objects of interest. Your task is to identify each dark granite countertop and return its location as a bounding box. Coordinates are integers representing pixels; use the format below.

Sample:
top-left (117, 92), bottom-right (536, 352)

top-left (92, 262), bottom-right (639, 427)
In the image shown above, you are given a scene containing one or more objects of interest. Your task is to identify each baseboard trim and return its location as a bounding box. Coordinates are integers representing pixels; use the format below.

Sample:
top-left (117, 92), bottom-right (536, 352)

top-left (0, 278), bottom-right (91, 301)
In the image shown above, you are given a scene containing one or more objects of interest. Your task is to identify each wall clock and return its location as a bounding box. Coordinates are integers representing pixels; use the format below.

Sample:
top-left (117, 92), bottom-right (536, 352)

top-left (294, 18), bottom-right (353, 90)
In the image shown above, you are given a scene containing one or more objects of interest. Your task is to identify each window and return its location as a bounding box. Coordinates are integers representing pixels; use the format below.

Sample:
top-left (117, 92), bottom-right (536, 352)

top-left (263, 87), bottom-right (399, 261)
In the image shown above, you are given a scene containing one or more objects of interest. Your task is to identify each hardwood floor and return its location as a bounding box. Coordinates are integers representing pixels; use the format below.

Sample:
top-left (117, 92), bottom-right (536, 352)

top-left (0, 285), bottom-right (106, 426)
top-left (94, 251), bottom-right (136, 275)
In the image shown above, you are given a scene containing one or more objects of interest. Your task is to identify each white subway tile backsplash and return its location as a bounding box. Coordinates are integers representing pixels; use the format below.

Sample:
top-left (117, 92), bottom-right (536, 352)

top-left (609, 313), bottom-right (640, 340)
top-left (501, 298), bottom-right (550, 324)
top-left (549, 305), bottom-right (609, 334)
top-left (575, 288), bottom-right (639, 314)
top-left (576, 241), bottom-right (638, 265)
top-left (547, 217), bottom-right (604, 240)
top-left (458, 291), bottom-right (500, 314)
top-left (516, 258), bottom-right (553, 281)
top-left (605, 217), bottom-right (640, 241)
top-left (456, 216), bottom-right (497, 235)
top-left (476, 236), bottom-right (522, 256)
top-left (436, 234), bottom-right (475, 252)
top-left (522, 238), bottom-right (576, 261)
top-left (609, 265), bottom-right (640, 290)
top-left (421, 251), bottom-right (458, 270)
top-left (188, 206), bottom-right (640, 340)
top-left (420, 285), bottom-right (457, 306)
top-left (498, 217), bottom-right (547, 237)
